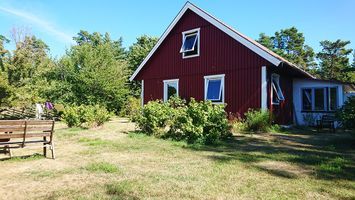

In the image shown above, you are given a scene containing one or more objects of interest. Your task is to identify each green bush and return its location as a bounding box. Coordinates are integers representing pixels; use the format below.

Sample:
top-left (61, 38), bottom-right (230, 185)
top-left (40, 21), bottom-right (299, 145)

top-left (62, 106), bottom-right (81, 127)
top-left (135, 100), bottom-right (172, 136)
top-left (120, 97), bottom-right (141, 121)
top-left (62, 105), bottom-right (111, 128)
top-left (135, 97), bottom-right (231, 145)
top-left (244, 109), bottom-right (272, 132)
top-left (337, 96), bottom-right (355, 129)
top-left (53, 103), bottom-right (65, 118)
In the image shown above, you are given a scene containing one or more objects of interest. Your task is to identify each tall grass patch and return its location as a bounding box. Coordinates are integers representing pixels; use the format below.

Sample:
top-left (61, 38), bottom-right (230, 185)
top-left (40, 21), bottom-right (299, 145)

top-left (84, 162), bottom-right (120, 173)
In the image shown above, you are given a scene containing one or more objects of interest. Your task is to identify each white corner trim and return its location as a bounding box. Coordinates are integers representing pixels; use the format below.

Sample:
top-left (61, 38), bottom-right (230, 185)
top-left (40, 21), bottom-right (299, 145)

top-left (129, 2), bottom-right (282, 81)
top-left (261, 66), bottom-right (267, 110)
top-left (141, 80), bottom-right (144, 107)
top-left (204, 74), bottom-right (225, 104)
top-left (163, 79), bottom-right (179, 102)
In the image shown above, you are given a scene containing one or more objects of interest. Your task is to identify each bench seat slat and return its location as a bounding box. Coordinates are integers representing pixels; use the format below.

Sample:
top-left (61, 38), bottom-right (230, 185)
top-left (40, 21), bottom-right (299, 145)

top-left (0, 127), bottom-right (52, 132)
top-left (0, 132), bottom-right (51, 139)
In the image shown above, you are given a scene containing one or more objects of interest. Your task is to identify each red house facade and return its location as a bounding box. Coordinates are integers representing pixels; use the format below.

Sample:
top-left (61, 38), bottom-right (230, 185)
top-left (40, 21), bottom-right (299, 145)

top-left (130, 2), bottom-right (314, 125)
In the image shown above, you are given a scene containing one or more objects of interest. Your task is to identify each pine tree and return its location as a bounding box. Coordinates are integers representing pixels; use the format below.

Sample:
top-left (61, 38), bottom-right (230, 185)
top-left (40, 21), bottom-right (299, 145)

top-left (316, 40), bottom-right (353, 82)
top-left (257, 27), bottom-right (316, 71)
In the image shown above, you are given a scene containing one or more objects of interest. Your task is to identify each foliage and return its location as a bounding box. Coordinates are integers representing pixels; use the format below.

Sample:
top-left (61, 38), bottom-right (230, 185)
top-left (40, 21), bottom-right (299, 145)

top-left (257, 27), bottom-right (316, 71)
top-left (53, 31), bottom-right (129, 113)
top-left (0, 74), bottom-right (12, 107)
top-left (316, 40), bottom-right (353, 82)
top-left (53, 103), bottom-right (65, 118)
top-left (62, 105), bottom-right (111, 128)
top-left (243, 109), bottom-right (272, 132)
top-left (120, 97), bottom-right (141, 120)
top-left (61, 106), bottom-right (81, 127)
top-left (127, 35), bottom-right (158, 96)
top-left (135, 100), bottom-right (172, 136)
top-left (336, 96), bottom-right (355, 129)
top-left (135, 97), bottom-right (231, 144)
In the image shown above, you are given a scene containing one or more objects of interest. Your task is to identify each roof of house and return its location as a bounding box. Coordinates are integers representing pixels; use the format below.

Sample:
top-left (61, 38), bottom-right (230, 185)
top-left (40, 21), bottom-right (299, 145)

top-left (129, 2), bottom-right (315, 81)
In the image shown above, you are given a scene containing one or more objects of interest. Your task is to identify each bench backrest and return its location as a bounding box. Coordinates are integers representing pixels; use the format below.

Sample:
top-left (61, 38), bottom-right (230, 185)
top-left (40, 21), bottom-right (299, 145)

top-left (0, 120), bottom-right (54, 143)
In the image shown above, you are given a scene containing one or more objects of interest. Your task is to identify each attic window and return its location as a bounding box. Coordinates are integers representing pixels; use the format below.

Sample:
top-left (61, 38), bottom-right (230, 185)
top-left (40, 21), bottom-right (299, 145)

top-left (180, 28), bottom-right (200, 58)
top-left (271, 73), bottom-right (285, 105)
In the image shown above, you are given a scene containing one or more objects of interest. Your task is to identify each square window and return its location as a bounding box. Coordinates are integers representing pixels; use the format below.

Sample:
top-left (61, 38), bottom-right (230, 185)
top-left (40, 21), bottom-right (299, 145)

top-left (180, 28), bottom-right (200, 58)
top-left (163, 79), bottom-right (178, 102)
top-left (204, 75), bottom-right (224, 103)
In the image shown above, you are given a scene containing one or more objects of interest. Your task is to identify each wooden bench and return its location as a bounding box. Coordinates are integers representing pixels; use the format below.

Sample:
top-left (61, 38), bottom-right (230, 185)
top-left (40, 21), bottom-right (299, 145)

top-left (0, 120), bottom-right (55, 159)
top-left (316, 115), bottom-right (336, 133)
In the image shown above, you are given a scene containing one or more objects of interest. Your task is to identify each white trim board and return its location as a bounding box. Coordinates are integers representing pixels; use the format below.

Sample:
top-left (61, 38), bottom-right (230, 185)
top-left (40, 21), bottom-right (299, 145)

top-left (129, 2), bottom-right (294, 81)
top-left (261, 66), bottom-right (267, 110)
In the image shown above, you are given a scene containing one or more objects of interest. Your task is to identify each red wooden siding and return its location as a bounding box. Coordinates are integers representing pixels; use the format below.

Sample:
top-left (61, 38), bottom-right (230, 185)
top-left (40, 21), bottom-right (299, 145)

top-left (268, 67), bottom-right (294, 124)
top-left (136, 9), bottom-right (293, 124)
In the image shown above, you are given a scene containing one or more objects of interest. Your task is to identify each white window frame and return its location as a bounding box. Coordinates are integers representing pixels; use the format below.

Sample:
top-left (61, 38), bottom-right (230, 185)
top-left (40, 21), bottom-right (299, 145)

top-left (204, 74), bottom-right (225, 104)
top-left (163, 79), bottom-right (179, 102)
top-left (301, 87), bottom-right (338, 112)
top-left (181, 28), bottom-right (200, 59)
top-left (271, 73), bottom-right (285, 105)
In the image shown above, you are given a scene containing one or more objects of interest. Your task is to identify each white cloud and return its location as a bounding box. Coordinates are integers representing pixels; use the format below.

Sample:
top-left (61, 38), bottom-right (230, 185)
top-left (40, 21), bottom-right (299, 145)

top-left (0, 6), bottom-right (73, 43)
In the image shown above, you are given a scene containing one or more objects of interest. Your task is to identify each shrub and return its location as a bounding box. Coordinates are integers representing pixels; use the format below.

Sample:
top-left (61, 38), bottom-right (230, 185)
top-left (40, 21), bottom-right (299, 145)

top-left (120, 97), bottom-right (141, 121)
top-left (62, 105), bottom-right (111, 128)
top-left (244, 109), bottom-right (272, 132)
top-left (53, 103), bottom-right (65, 118)
top-left (134, 97), bottom-right (231, 145)
top-left (62, 106), bottom-right (81, 127)
top-left (337, 96), bottom-right (355, 129)
top-left (135, 100), bottom-right (172, 136)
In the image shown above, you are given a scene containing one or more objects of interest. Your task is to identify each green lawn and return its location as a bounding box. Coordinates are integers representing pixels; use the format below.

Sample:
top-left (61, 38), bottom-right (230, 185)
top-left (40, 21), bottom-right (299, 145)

top-left (0, 118), bottom-right (354, 199)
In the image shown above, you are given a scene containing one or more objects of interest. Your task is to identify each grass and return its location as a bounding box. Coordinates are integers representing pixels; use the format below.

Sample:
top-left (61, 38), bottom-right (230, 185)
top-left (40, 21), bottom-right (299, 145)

top-left (0, 117), bottom-right (354, 199)
top-left (84, 162), bottom-right (120, 173)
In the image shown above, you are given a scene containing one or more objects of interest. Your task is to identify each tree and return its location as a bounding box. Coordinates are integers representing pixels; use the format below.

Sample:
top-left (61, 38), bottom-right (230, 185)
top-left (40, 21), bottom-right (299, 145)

top-left (8, 35), bottom-right (50, 86)
top-left (316, 40), bottom-right (353, 82)
top-left (127, 35), bottom-right (158, 96)
top-left (0, 35), bottom-right (10, 71)
top-left (257, 27), bottom-right (316, 71)
top-left (54, 31), bottom-right (130, 113)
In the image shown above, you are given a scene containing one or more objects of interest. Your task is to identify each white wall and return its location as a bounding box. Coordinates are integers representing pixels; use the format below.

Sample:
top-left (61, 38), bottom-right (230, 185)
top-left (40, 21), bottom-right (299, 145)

top-left (293, 79), bottom-right (344, 126)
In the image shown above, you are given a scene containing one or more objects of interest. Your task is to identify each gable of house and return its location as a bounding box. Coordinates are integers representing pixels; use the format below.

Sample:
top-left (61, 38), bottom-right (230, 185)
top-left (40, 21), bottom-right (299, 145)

top-left (130, 2), bottom-right (313, 82)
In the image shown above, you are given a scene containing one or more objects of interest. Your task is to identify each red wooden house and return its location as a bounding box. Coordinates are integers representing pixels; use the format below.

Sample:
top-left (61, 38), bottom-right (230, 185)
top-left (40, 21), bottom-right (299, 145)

top-left (130, 2), bottom-right (346, 125)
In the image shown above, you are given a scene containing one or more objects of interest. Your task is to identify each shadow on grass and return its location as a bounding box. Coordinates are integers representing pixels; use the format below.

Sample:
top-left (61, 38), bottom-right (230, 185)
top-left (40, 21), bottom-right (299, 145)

top-left (0, 153), bottom-right (44, 162)
top-left (185, 129), bottom-right (355, 181)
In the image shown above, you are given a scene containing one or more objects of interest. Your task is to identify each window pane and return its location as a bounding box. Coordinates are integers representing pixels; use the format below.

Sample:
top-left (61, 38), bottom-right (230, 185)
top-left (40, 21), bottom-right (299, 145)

top-left (182, 34), bottom-right (197, 52)
top-left (271, 75), bottom-right (284, 104)
top-left (314, 88), bottom-right (325, 111)
top-left (166, 82), bottom-right (177, 100)
top-left (272, 83), bottom-right (279, 104)
top-left (184, 39), bottom-right (198, 57)
top-left (329, 87), bottom-right (337, 110)
top-left (302, 89), bottom-right (312, 110)
top-left (207, 79), bottom-right (222, 101)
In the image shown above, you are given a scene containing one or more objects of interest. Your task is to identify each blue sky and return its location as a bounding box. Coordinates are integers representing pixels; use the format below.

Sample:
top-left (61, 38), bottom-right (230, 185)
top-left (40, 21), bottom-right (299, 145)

top-left (1, 0), bottom-right (354, 58)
